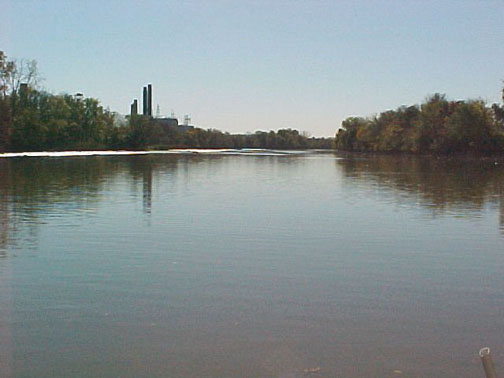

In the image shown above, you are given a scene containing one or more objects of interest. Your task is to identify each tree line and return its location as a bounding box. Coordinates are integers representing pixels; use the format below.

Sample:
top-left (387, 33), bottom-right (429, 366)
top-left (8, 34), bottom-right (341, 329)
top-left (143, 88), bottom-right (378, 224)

top-left (6, 50), bottom-right (504, 155)
top-left (130, 116), bottom-right (333, 150)
top-left (0, 51), bottom-right (332, 152)
top-left (335, 93), bottom-right (504, 155)
top-left (0, 51), bottom-right (119, 152)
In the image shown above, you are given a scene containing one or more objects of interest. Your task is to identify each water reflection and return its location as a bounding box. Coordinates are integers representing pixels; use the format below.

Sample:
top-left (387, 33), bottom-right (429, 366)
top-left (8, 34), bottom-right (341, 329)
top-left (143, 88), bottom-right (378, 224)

top-left (2, 153), bottom-right (504, 258)
top-left (0, 155), bottom-right (190, 256)
top-left (501, 198), bottom-right (504, 233)
top-left (0, 157), bottom-right (113, 256)
top-left (0, 161), bottom-right (11, 257)
top-left (335, 154), bottom-right (504, 232)
top-left (0, 260), bottom-right (12, 377)
top-left (1, 152), bottom-right (504, 377)
top-left (0, 162), bottom-right (12, 376)
top-left (143, 164), bottom-right (152, 214)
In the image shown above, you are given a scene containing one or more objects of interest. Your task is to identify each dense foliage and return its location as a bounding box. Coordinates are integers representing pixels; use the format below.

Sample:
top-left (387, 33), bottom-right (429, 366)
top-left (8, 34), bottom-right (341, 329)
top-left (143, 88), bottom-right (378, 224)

top-left (0, 52), bottom-right (332, 152)
top-left (335, 93), bottom-right (504, 155)
top-left (1, 51), bottom-right (118, 152)
top-left (143, 123), bottom-right (333, 150)
top-left (125, 115), bottom-right (333, 150)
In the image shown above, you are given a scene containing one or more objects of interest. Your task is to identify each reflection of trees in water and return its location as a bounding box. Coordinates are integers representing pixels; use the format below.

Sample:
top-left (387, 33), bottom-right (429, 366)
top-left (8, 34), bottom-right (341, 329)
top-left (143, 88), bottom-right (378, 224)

top-left (0, 161), bottom-right (10, 257)
top-left (4, 153), bottom-right (503, 254)
top-left (0, 162), bottom-right (13, 378)
top-left (0, 155), bottom-right (181, 256)
top-left (0, 202), bottom-right (8, 257)
top-left (336, 154), bottom-right (504, 231)
top-left (500, 185), bottom-right (504, 233)
top-left (0, 157), bottom-right (112, 256)
top-left (0, 163), bottom-right (13, 376)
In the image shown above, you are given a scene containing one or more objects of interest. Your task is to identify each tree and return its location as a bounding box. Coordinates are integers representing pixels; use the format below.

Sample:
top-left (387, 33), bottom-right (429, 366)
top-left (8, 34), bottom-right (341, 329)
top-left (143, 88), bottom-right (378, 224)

top-left (7, 58), bottom-right (39, 95)
top-left (335, 92), bottom-right (504, 155)
top-left (0, 51), bottom-right (15, 98)
top-left (126, 115), bottom-right (153, 149)
top-left (9, 58), bottom-right (40, 121)
top-left (0, 51), bottom-right (14, 150)
top-left (0, 96), bottom-right (11, 151)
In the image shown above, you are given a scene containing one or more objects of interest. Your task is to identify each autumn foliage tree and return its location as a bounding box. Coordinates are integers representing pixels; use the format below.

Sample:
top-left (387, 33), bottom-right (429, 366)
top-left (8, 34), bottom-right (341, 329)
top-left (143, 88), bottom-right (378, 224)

top-left (335, 93), bottom-right (504, 155)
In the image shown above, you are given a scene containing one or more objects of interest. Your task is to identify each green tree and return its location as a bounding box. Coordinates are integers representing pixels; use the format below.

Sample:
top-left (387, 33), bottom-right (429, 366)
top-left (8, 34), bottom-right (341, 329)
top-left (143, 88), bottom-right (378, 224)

top-left (0, 51), bottom-right (14, 150)
top-left (446, 100), bottom-right (502, 153)
top-left (126, 115), bottom-right (153, 149)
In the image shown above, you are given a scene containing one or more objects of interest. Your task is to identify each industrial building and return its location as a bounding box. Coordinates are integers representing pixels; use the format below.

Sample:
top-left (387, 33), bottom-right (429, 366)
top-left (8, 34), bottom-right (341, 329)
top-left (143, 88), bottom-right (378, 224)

top-left (130, 84), bottom-right (194, 133)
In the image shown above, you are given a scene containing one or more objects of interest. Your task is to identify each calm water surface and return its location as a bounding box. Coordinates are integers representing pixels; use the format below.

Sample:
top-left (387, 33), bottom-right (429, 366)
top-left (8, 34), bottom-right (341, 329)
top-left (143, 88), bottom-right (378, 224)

top-left (0, 151), bottom-right (503, 377)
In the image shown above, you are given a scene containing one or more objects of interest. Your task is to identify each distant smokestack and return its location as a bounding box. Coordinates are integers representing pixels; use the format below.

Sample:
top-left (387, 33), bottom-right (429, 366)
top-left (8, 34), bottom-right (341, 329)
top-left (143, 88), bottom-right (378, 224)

top-left (143, 87), bottom-right (147, 115)
top-left (148, 84), bottom-right (152, 117)
top-left (131, 99), bottom-right (138, 116)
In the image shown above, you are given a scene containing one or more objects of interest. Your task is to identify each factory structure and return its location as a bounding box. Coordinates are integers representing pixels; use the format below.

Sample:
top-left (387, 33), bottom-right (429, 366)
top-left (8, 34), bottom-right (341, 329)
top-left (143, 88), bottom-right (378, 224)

top-left (130, 84), bottom-right (194, 132)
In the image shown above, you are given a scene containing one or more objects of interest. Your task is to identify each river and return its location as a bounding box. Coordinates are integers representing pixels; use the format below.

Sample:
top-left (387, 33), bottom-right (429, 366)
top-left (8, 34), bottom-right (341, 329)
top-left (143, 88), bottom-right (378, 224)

top-left (0, 150), bottom-right (503, 377)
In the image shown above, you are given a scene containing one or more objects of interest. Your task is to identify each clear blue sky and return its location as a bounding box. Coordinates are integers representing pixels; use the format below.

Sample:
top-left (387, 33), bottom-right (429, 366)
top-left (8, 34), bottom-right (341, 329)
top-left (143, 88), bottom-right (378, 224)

top-left (2, 0), bottom-right (503, 136)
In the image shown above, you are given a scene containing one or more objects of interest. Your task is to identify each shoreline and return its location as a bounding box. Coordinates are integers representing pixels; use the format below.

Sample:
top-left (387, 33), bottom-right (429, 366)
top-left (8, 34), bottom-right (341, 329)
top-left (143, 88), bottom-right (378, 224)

top-left (0, 148), bottom-right (333, 159)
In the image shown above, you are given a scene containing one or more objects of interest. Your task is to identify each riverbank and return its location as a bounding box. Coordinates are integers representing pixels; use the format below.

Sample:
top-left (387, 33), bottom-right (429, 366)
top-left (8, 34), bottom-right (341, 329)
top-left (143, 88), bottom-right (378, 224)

top-left (0, 148), bottom-right (333, 159)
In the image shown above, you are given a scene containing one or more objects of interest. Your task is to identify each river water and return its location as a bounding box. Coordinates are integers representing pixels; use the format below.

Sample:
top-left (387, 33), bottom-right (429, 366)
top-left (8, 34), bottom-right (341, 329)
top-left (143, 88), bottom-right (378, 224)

top-left (0, 150), bottom-right (503, 377)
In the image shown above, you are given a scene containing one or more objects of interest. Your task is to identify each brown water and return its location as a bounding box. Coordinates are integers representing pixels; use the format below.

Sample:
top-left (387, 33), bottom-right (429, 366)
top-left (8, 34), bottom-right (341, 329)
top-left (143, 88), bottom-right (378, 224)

top-left (0, 151), bottom-right (503, 377)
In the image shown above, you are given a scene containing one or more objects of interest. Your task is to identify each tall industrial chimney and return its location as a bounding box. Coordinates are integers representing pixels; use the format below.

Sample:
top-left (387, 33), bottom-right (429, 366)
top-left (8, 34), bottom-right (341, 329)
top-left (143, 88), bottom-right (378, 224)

top-left (131, 99), bottom-right (138, 116)
top-left (147, 84), bottom-right (152, 117)
top-left (143, 87), bottom-right (147, 116)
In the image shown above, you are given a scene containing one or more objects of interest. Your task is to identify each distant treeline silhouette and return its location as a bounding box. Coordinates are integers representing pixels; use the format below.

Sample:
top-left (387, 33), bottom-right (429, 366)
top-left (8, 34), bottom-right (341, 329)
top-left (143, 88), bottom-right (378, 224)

top-left (0, 51), bottom-right (332, 152)
top-left (335, 93), bottom-right (504, 155)
top-left (127, 115), bottom-right (333, 150)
